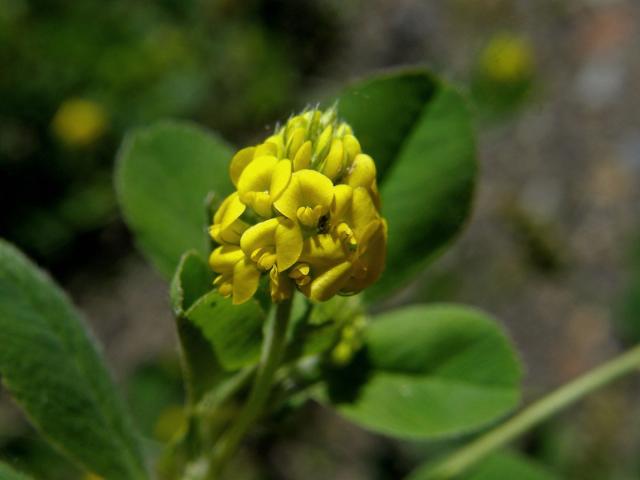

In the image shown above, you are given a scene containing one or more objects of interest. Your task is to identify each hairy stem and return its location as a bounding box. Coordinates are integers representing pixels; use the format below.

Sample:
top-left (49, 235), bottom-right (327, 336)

top-left (417, 344), bottom-right (640, 479)
top-left (205, 299), bottom-right (293, 479)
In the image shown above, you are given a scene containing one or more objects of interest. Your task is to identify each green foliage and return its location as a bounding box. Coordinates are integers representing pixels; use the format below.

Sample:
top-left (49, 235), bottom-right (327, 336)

top-left (0, 462), bottom-right (32, 480)
top-left (170, 251), bottom-right (222, 402)
top-left (116, 121), bottom-right (233, 277)
top-left (462, 451), bottom-right (558, 480)
top-left (338, 71), bottom-right (476, 301)
top-left (327, 304), bottom-right (521, 439)
top-left (126, 362), bottom-right (184, 440)
top-left (408, 451), bottom-right (558, 480)
top-left (615, 238), bottom-right (640, 344)
top-left (465, 452), bottom-right (558, 480)
top-left (171, 250), bottom-right (216, 316)
top-left (286, 295), bottom-right (364, 361)
top-left (186, 291), bottom-right (266, 371)
top-left (0, 240), bottom-right (147, 480)
top-left (338, 70), bottom-right (437, 179)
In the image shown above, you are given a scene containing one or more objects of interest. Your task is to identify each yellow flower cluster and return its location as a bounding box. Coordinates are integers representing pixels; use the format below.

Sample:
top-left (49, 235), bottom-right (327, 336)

top-left (52, 98), bottom-right (108, 147)
top-left (209, 107), bottom-right (387, 305)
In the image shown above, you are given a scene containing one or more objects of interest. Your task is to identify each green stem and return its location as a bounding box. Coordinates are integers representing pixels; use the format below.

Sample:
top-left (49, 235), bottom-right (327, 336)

top-left (419, 344), bottom-right (640, 479)
top-left (197, 366), bottom-right (256, 416)
top-left (205, 299), bottom-right (293, 479)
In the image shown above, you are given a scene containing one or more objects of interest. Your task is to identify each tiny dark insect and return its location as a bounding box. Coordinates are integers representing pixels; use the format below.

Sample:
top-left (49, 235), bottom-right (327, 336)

top-left (317, 214), bottom-right (330, 234)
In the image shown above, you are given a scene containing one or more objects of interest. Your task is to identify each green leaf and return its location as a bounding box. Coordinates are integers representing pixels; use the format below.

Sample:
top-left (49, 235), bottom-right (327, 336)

top-left (185, 290), bottom-right (266, 371)
top-left (327, 304), bottom-right (521, 439)
top-left (116, 120), bottom-right (234, 277)
top-left (170, 251), bottom-right (221, 402)
top-left (0, 240), bottom-right (147, 480)
top-left (338, 71), bottom-right (476, 301)
top-left (0, 462), bottom-right (33, 480)
top-left (407, 451), bottom-right (559, 480)
top-left (615, 238), bottom-right (640, 344)
top-left (171, 250), bottom-right (215, 316)
top-left (338, 70), bottom-right (438, 180)
top-left (461, 452), bottom-right (559, 480)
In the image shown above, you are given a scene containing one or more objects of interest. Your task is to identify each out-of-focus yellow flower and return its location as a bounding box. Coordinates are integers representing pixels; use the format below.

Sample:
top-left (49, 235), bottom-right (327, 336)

top-left (480, 33), bottom-right (534, 83)
top-left (332, 315), bottom-right (367, 365)
top-left (52, 98), bottom-right (108, 147)
top-left (83, 473), bottom-right (103, 480)
top-left (209, 106), bottom-right (387, 304)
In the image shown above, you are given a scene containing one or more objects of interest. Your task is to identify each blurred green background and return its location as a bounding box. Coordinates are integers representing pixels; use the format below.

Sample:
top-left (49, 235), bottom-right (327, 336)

top-left (1, 0), bottom-right (640, 479)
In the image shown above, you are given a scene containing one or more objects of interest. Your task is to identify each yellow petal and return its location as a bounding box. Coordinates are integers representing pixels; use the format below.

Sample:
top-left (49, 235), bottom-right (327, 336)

top-left (229, 147), bottom-right (255, 187)
top-left (322, 138), bottom-right (344, 181)
top-left (237, 156), bottom-right (278, 198)
top-left (220, 285), bottom-right (233, 297)
top-left (346, 153), bottom-right (377, 189)
top-left (331, 184), bottom-right (353, 220)
top-left (218, 193), bottom-right (246, 230)
top-left (254, 141), bottom-right (278, 158)
top-left (306, 110), bottom-right (322, 129)
top-left (300, 233), bottom-right (348, 267)
top-left (264, 134), bottom-right (285, 158)
top-left (240, 218), bottom-right (279, 255)
top-left (286, 115), bottom-right (307, 133)
top-left (294, 206), bottom-right (319, 227)
top-left (273, 170), bottom-right (334, 220)
top-left (342, 134), bottom-right (361, 163)
top-left (351, 187), bottom-right (380, 238)
top-left (275, 218), bottom-right (303, 270)
top-left (358, 219), bottom-right (382, 250)
top-left (272, 178), bottom-right (304, 220)
top-left (209, 219), bottom-right (248, 245)
top-left (288, 263), bottom-right (310, 280)
top-left (286, 127), bottom-right (306, 159)
top-left (314, 124), bottom-right (333, 160)
top-left (336, 123), bottom-right (353, 136)
top-left (256, 251), bottom-right (277, 270)
top-left (293, 140), bottom-right (312, 171)
top-left (342, 220), bottom-right (387, 294)
top-left (305, 261), bottom-right (352, 302)
top-left (296, 170), bottom-right (335, 207)
top-left (251, 192), bottom-right (274, 218)
top-left (336, 222), bottom-right (357, 249)
top-left (213, 193), bottom-right (237, 225)
top-left (209, 245), bottom-right (244, 273)
top-left (232, 258), bottom-right (261, 304)
top-left (270, 160), bottom-right (292, 201)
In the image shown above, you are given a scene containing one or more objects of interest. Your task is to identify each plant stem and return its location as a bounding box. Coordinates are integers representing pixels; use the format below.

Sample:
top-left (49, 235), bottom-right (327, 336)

top-left (197, 366), bottom-right (256, 416)
top-left (416, 344), bottom-right (640, 479)
top-left (205, 298), bottom-right (293, 479)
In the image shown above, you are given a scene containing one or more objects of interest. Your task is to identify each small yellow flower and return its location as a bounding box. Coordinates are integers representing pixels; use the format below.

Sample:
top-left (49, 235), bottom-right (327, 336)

top-left (209, 107), bottom-right (387, 304)
top-left (209, 192), bottom-right (248, 244)
top-left (83, 473), bottom-right (104, 480)
top-left (52, 98), bottom-right (108, 147)
top-left (480, 34), bottom-right (534, 84)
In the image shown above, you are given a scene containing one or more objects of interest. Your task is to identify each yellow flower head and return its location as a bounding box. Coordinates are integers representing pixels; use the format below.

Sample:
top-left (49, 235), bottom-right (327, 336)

top-left (209, 106), bottom-right (387, 304)
top-left (52, 98), bottom-right (108, 147)
top-left (480, 34), bottom-right (534, 84)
